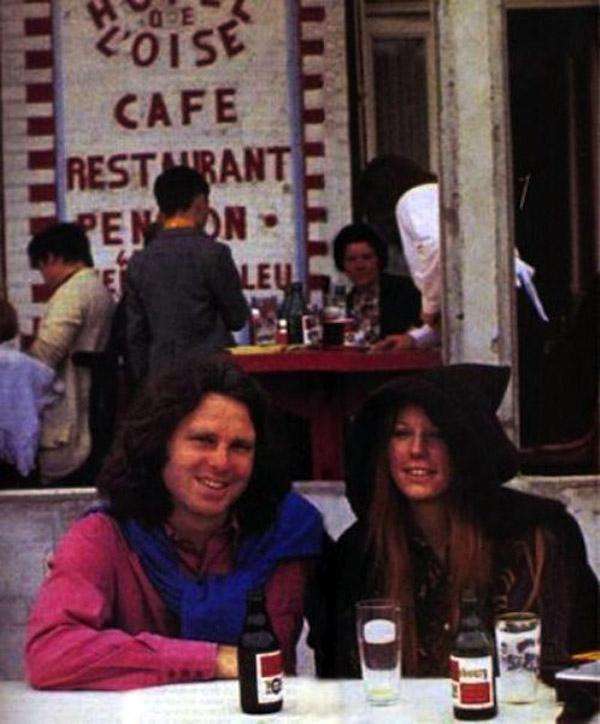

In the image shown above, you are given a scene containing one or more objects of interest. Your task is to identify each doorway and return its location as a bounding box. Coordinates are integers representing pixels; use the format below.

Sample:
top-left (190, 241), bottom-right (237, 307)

top-left (508, 8), bottom-right (598, 468)
top-left (352, 2), bottom-right (598, 470)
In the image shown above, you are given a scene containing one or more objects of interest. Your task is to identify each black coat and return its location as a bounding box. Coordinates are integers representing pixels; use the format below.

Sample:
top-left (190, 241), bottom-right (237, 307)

top-left (309, 487), bottom-right (598, 682)
top-left (347, 272), bottom-right (421, 338)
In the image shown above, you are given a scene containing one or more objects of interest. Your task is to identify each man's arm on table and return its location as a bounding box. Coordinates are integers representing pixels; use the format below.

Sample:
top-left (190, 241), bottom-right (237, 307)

top-left (25, 514), bottom-right (308, 690)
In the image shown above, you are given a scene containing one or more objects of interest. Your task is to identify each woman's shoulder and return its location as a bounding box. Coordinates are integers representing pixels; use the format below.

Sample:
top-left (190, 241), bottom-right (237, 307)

top-left (486, 487), bottom-right (579, 538)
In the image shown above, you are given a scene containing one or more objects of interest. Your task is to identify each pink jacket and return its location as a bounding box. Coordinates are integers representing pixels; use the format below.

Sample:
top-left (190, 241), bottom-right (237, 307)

top-left (25, 513), bottom-right (309, 690)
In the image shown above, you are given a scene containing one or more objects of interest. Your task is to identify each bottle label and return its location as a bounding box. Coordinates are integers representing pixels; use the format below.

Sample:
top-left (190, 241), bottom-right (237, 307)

top-left (255, 650), bottom-right (283, 705)
top-left (450, 655), bottom-right (494, 709)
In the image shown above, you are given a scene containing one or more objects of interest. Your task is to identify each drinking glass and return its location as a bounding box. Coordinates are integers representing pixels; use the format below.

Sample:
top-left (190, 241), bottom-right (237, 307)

top-left (495, 612), bottom-right (541, 704)
top-left (355, 599), bottom-right (402, 706)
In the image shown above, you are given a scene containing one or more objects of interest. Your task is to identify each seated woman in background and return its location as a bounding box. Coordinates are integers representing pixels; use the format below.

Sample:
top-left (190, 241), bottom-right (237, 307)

top-left (25, 354), bottom-right (323, 690)
top-left (332, 223), bottom-right (421, 346)
top-left (358, 156), bottom-right (440, 350)
top-left (314, 364), bottom-right (597, 680)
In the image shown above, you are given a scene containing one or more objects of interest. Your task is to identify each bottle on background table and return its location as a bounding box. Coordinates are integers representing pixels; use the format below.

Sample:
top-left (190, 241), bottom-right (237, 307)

top-left (238, 589), bottom-right (284, 715)
top-left (450, 590), bottom-right (497, 720)
top-left (275, 318), bottom-right (289, 345)
top-left (285, 281), bottom-right (306, 344)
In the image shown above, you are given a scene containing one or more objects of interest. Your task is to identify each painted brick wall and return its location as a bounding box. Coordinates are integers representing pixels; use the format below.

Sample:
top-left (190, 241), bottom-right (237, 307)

top-left (1, 0), bottom-right (58, 333)
top-left (1, 0), bottom-right (352, 333)
top-left (299, 1), bottom-right (352, 293)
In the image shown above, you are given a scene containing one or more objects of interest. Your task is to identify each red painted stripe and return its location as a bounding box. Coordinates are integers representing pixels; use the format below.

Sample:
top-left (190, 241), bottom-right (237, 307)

top-left (29, 216), bottom-right (57, 235)
top-left (304, 142), bottom-right (325, 157)
top-left (300, 39), bottom-right (324, 56)
top-left (302, 74), bottom-right (324, 90)
top-left (28, 150), bottom-right (55, 170)
top-left (25, 50), bottom-right (53, 70)
top-left (305, 174), bottom-right (325, 190)
top-left (27, 117), bottom-right (55, 136)
top-left (306, 207), bottom-right (327, 222)
top-left (31, 284), bottom-right (52, 304)
top-left (303, 108), bottom-right (325, 124)
top-left (24, 17), bottom-right (52, 36)
top-left (26, 83), bottom-right (53, 102)
top-left (299, 7), bottom-right (326, 23)
top-left (308, 241), bottom-right (328, 256)
top-left (29, 184), bottom-right (56, 203)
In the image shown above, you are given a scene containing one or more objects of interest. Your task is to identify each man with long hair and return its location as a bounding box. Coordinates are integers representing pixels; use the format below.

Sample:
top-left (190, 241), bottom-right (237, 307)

top-left (25, 354), bottom-right (323, 690)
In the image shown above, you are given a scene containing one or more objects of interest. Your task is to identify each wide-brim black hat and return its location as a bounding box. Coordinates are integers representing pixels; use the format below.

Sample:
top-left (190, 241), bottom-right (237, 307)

top-left (345, 364), bottom-right (520, 519)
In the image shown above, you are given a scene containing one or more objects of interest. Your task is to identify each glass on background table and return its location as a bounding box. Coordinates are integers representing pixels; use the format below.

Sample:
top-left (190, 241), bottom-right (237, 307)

top-left (0, 677), bottom-right (562, 723)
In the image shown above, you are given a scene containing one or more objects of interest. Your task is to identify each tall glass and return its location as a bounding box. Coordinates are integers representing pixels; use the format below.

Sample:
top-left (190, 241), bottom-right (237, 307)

top-left (495, 612), bottom-right (541, 704)
top-left (355, 599), bottom-right (402, 706)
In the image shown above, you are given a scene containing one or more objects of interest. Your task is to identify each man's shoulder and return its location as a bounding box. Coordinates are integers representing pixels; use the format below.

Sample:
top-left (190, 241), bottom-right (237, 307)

top-left (55, 268), bottom-right (111, 303)
top-left (133, 230), bottom-right (228, 259)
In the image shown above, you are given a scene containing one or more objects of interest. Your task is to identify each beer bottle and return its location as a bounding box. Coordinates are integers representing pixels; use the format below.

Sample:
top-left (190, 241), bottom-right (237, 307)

top-left (450, 590), bottom-right (497, 720)
top-left (286, 282), bottom-right (305, 344)
top-left (238, 589), bottom-right (283, 715)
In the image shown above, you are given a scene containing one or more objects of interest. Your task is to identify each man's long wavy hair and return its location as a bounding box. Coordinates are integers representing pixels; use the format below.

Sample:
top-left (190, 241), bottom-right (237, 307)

top-left (97, 354), bottom-right (290, 535)
top-left (365, 405), bottom-right (545, 676)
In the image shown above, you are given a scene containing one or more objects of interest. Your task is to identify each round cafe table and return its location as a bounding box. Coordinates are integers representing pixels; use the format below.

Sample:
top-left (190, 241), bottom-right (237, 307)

top-left (0, 677), bottom-right (561, 723)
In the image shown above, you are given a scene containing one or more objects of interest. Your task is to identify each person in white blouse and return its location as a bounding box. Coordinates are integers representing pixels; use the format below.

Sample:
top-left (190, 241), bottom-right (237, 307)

top-left (358, 156), bottom-right (441, 350)
top-left (359, 156), bottom-right (548, 351)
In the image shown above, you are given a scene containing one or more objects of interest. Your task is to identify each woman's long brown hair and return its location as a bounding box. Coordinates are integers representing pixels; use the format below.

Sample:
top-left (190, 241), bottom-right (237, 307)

top-left (366, 407), bottom-right (544, 675)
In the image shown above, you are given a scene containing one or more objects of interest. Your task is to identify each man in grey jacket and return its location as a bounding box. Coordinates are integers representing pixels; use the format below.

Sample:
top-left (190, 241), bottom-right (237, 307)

top-left (125, 166), bottom-right (249, 383)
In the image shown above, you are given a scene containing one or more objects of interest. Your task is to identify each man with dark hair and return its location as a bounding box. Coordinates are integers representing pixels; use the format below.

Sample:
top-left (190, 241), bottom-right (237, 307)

top-left (153, 165), bottom-right (209, 218)
top-left (27, 222), bottom-right (94, 270)
top-left (25, 354), bottom-right (323, 690)
top-left (27, 222), bottom-right (115, 484)
top-left (125, 165), bottom-right (249, 383)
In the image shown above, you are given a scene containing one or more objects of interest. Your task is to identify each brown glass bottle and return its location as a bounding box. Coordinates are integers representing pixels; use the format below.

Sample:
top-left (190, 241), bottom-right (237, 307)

top-left (286, 282), bottom-right (306, 344)
top-left (238, 589), bottom-right (283, 715)
top-left (450, 591), bottom-right (497, 720)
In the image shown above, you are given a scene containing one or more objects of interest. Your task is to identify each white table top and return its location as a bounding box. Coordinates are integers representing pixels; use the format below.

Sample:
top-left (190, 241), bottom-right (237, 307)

top-left (0, 677), bottom-right (561, 723)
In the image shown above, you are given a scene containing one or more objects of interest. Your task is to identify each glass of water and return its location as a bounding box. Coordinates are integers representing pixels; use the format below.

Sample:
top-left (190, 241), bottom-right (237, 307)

top-left (355, 599), bottom-right (402, 706)
top-left (495, 612), bottom-right (541, 704)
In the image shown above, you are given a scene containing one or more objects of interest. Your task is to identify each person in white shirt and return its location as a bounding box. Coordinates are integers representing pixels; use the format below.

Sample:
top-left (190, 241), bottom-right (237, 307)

top-left (359, 156), bottom-right (548, 351)
top-left (358, 156), bottom-right (441, 350)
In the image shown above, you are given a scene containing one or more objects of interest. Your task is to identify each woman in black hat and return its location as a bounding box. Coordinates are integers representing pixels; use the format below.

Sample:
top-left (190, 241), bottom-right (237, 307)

top-left (312, 364), bottom-right (598, 680)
